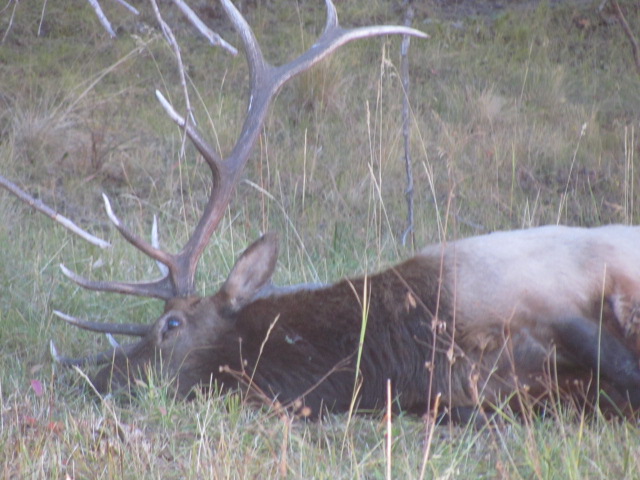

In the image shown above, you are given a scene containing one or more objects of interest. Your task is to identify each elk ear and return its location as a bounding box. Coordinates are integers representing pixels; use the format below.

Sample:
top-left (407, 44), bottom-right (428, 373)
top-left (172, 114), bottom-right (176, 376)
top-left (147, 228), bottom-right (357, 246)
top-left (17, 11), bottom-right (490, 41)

top-left (221, 233), bottom-right (279, 311)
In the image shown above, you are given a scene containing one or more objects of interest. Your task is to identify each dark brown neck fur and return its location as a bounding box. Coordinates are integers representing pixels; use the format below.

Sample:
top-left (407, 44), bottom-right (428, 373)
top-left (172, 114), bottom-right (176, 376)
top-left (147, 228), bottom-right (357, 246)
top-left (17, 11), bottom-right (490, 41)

top-left (204, 255), bottom-right (455, 417)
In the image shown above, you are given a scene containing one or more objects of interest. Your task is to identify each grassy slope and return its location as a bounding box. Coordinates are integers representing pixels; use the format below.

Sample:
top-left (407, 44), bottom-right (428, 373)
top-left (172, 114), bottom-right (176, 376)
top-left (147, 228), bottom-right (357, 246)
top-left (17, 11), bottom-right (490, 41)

top-left (1, 0), bottom-right (639, 478)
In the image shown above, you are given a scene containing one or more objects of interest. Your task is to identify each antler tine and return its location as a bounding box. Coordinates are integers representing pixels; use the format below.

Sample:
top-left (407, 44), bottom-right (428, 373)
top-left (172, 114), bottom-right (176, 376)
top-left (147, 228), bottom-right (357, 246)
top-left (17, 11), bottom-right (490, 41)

top-left (0, 174), bottom-right (111, 249)
top-left (152, 215), bottom-right (170, 276)
top-left (50, 340), bottom-right (124, 367)
top-left (53, 310), bottom-right (149, 336)
top-left (106, 334), bottom-right (121, 349)
top-left (171, 0), bottom-right (238, 55)
top-left (173, 0), bottom-right (428, 289)
top-left (271, 7), bottom-right (429, 94)
top-left (101, 194), bottom-right (174, 267)
top-left (59, 194), bottom-right (181, 299)
top-left (60, 264), bottom-right (175, 300)
top-left (155, 90), bottom-right (224, 173)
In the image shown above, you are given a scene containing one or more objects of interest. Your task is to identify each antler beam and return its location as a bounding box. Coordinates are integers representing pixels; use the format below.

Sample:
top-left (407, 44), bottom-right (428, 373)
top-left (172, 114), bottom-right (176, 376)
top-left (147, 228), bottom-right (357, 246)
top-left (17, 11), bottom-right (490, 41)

top-left (60, 0), bottom-right (427, 300)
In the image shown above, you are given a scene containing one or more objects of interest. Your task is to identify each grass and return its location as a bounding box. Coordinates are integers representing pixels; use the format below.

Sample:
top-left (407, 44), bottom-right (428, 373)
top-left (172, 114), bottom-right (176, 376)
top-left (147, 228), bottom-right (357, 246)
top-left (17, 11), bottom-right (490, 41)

top-left (1, 0), bottom-right (640, 478)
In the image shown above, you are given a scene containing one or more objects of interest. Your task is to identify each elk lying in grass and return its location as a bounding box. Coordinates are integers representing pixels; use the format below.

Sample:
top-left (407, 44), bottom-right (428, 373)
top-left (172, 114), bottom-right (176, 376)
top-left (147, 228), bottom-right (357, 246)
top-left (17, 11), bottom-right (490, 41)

top-left (59, 225), bottom-right (640, 422)
top-left (4, 0), bottom-right (640, 423)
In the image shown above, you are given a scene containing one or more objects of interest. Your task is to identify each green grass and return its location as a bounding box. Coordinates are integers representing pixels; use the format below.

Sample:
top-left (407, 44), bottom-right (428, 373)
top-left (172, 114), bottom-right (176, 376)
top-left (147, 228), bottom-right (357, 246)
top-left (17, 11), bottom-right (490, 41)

top-left (1, 0), bottom-right (640, 478)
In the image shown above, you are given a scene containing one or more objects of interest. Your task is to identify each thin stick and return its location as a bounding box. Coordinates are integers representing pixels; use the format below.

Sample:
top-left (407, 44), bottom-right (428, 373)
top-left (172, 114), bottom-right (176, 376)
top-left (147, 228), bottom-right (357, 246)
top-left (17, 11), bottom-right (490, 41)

top-left (38, 0), bottom-right (48, 37)
top-left (0, 0), bottom-right (18, 44)
top-left (610, 0), bottom-right (640, 75)
top-left (0, 175), bottom-right (111, 249)
top-left (386, 379), bottom-right (392, 480)
top-left (418, 394), bottom-right (440, 480)
top-left (400, 2), bottom-right (415, 248)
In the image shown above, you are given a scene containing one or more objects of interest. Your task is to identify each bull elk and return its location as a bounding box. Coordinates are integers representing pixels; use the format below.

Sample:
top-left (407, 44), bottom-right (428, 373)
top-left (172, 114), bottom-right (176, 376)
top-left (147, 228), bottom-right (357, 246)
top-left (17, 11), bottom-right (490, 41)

top-left (3, 0), bottom-right (640, 423)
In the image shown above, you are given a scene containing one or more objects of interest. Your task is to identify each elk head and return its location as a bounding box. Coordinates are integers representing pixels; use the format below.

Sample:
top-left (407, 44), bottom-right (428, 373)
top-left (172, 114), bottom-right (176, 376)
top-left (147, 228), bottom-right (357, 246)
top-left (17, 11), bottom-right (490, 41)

top-left (54, 234), bottom-right (279, 397)
top-left (41, 1), bottom-right (427, 397)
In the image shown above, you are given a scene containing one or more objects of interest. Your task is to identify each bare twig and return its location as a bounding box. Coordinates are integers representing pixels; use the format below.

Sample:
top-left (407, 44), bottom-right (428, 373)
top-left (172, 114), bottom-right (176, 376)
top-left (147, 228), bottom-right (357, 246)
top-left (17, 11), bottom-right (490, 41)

top-left (401, 2), bottom-right (416, 248)
top-left (0, 0), bottom-right (18, 44)
top-left (385, 379), bottom-right (392, 480)
top-left (0, 175), bottom-right (111, 249)
top-left (610, 0), bottom-right (640, 75)
top-left (418, 394), bottom-right (440, 480)
top-left (38, 0), bottom-right (48, 37)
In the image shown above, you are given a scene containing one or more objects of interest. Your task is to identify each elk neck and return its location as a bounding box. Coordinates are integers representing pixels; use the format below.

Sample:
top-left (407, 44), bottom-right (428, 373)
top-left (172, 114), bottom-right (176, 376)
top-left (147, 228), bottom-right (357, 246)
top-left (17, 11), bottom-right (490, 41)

top-left (207, 253), bottom-right (459, 416)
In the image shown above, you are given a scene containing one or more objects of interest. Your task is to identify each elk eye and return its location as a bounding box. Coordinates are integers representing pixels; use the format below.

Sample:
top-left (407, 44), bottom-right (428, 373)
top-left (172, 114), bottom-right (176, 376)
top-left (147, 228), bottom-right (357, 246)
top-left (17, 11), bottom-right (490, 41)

top-left (166, 317), bottom-right (181, 330)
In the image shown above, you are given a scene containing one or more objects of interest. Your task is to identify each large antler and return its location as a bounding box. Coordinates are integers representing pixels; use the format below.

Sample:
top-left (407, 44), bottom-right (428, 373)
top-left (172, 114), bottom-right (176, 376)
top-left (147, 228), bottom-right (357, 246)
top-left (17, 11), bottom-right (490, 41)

top-left (60, 0), bottom-right (427, 300)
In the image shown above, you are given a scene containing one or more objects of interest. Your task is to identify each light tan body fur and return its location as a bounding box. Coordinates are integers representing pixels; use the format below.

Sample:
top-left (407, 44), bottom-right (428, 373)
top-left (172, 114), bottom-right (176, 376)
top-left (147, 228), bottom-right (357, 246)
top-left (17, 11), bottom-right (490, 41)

top-left (421, 225), bottom-right (640, 408)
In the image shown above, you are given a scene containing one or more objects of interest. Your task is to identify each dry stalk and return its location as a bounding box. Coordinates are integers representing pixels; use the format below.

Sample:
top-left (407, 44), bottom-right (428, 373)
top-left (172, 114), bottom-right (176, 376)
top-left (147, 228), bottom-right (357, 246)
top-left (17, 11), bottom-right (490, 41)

top-left (610, 0), bottom-right (640, 75)
top-left (401, 1), bottom-right (416, 248)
